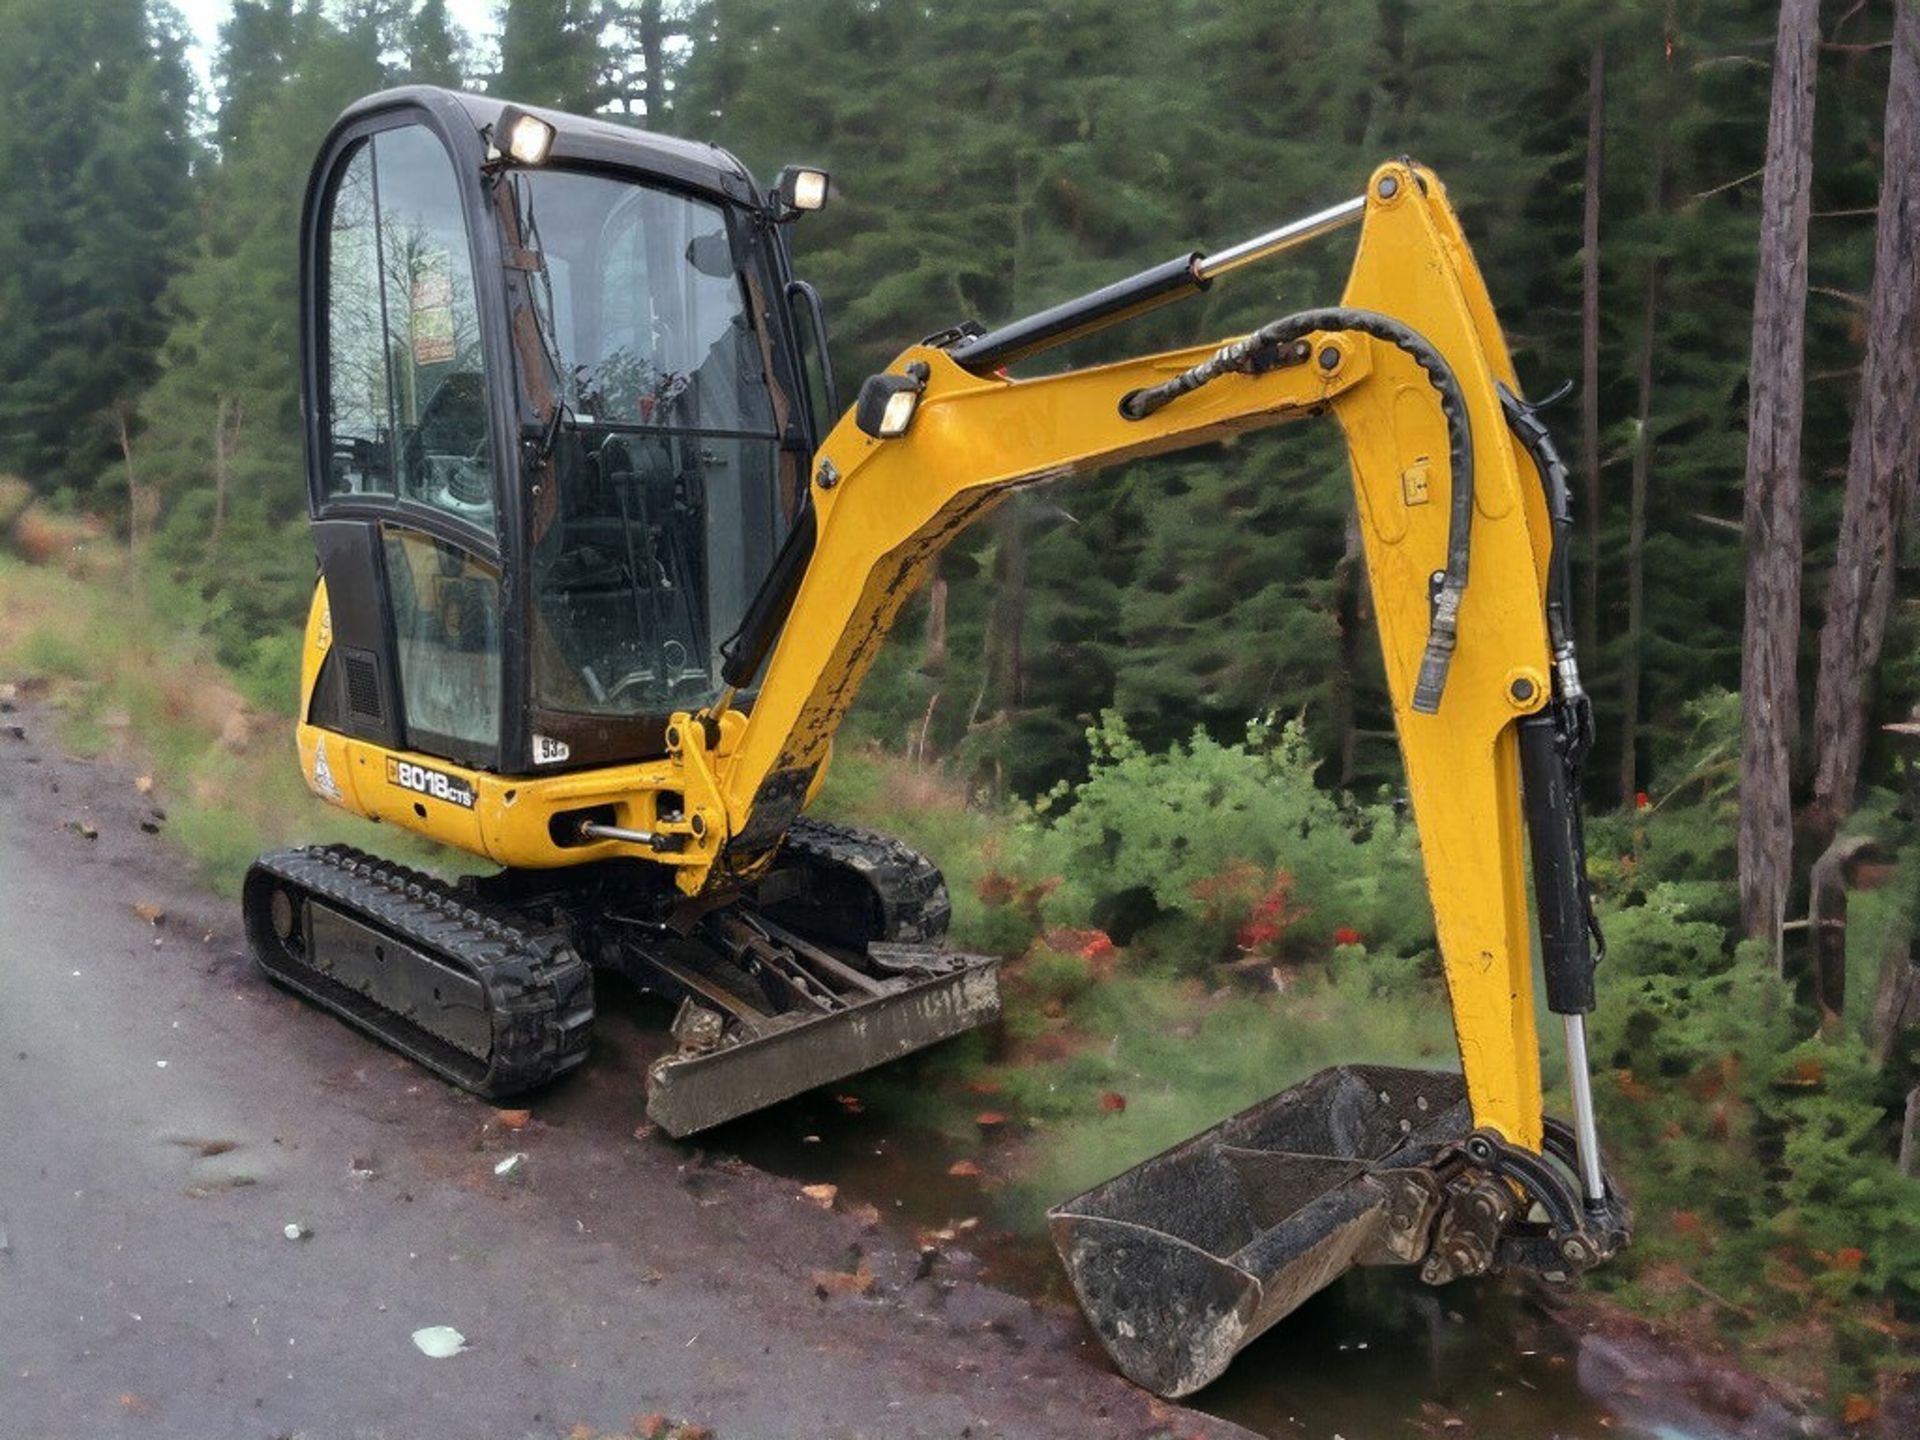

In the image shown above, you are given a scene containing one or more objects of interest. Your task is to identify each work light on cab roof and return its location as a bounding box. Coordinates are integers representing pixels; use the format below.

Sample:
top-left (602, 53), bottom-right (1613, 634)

top-left (487, 105), bottom-right (555, 167)
top-left (773, 163), bottom-right (830, 218)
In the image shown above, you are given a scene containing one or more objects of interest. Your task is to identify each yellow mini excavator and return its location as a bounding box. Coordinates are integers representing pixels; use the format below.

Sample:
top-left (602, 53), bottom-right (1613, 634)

top-left (248, 86), bottom-right (1629, 1397)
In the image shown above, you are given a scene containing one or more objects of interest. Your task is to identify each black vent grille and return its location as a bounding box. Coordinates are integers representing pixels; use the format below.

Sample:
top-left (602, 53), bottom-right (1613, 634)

top-left (341, 648), bottom-right (384, 722)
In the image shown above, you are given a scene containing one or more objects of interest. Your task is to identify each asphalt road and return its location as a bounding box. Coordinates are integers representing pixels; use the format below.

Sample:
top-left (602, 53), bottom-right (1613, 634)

top-left (0, 707), bottom-right (1249, 1440)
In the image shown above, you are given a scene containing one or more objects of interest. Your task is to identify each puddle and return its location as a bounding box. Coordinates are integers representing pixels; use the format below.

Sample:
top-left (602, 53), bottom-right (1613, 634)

top-left (581, 975), bottom-right (1706, 1440)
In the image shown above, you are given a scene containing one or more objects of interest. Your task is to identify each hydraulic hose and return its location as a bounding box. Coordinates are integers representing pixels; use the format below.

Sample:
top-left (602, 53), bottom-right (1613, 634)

top-left (1120, 308), bottom-right (1473, 714)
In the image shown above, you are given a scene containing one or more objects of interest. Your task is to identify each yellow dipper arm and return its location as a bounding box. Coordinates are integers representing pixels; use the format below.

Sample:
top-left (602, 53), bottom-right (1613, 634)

top-left (698, 161), bottom-right (1555, 1150)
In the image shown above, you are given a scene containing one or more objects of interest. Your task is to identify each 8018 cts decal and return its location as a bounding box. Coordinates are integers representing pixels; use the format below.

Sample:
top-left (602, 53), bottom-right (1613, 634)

top-left (386, 757), bottom-right (476, 809)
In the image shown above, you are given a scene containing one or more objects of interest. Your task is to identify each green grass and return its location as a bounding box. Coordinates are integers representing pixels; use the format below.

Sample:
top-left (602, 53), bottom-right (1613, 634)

top-left (0, 552), bottom-right (445, 897)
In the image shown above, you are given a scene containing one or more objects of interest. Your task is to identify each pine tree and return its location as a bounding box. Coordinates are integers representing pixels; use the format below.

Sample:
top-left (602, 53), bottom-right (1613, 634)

top-left (213, 0), bottom-right (309, 151)
top-left (0, 0), bottom-right (195, 496)
top-left (402, 0), bottom-right (469, 86)
top-left (137, 13), bottom-right (387, 658)
top-left (493, 0), bottom-right (605, 111)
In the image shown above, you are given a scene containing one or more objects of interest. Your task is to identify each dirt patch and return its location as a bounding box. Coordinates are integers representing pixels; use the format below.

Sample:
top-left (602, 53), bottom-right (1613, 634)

top-left (7, 500), bottom-right (112, 577)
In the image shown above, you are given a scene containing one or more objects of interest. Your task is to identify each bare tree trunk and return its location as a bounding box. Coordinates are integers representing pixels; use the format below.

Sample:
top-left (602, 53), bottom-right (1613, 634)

top-left (1807, 0), bottom-right (1920, 851)
top-left (114, 402), bottom-right (141, 564)
top-left (639, 0), bottom-right (667, 126)
top-left (1871, 929), bottom-right (1920, 1063)
top-left (1901, 1086), bottom-right (1920, 1179)
top-left (1806, 832), bottom-right (1875, 1020)
top-left (1738, 0), bottom-right (1821, 960)
top-left (1579, 40), bottom-right (1606, 668)
top-left (211, 394), bottom-right (244, 552)
top-left (1619, 263), bottom-right (1659, 809)
top-left (922, 567), bottom-right (949, 677)
top-left (1620, 26), bottom-right (1672, 808)
top-left (987, 499), bottom-right (1029, 712)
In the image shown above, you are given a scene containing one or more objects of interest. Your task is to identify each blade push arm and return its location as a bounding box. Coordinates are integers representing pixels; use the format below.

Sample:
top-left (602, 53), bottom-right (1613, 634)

top-left (659, 162), bottom-right (1567, 1157)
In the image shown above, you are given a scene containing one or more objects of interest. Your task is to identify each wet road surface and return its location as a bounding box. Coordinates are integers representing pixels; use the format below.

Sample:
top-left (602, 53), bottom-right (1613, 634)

top-left (0, 712), bottom-right (1250, 1440)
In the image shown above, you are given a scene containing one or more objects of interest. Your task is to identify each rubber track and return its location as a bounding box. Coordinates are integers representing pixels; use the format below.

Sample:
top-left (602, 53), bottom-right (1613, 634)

top-left (244, 845), bottom-right (593, 1099)
top-left (779, 818), bottom-right (952, 943)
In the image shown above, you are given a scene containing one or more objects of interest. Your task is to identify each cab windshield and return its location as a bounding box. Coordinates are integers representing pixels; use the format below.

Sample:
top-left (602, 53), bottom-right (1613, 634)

top-left (512, 169), bottom-right (791, 719)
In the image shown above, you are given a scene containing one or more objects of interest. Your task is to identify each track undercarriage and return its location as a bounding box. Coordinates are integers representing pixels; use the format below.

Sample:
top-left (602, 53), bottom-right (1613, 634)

top-left (244, 819), bottom-right (1000, 1135)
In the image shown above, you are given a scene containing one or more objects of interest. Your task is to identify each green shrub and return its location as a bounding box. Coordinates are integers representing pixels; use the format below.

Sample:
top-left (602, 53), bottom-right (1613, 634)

top-left (1019, 712), bottom-right (1430, 968)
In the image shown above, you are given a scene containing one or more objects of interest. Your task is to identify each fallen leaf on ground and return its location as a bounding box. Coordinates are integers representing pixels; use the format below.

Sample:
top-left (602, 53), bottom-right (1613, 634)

top-left (975, 1111), bottom-right (1006, 1128)
top-left (947, 1159), bottom-right (981, 1178)
top-left (799, 1182), bottom-right (838, 1208)
top-left (493, 1152), bottom-right (526, 1178)
top-left (134, 774), bottom-right (153, 794)
top-left (133, 902), bottom-right (165, 926)
top-left (568, 1425), bottom-right (595, 1440)
top-left (846, 1201), bottom-right (881, 1232)
top-left (632, 1416), bottom-right (669, 1440)
top-left (494, 1108), bottom-right (531, 1130)
top-left (811, 1261), bottom-right (874, 1298)
top-left (1099, 1091), bottom-right (1127, 1112)
top-left (834, 1093), bottom-right (864, 1114)
top-left (1842, 1394), bottom-right (1875, 1426)
top-left (410, 1325), bottom-right (468, 1358)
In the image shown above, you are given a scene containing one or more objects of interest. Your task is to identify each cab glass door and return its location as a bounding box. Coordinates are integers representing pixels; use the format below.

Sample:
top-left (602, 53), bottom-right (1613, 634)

top-left (322, 122), bottom-right (502, 762)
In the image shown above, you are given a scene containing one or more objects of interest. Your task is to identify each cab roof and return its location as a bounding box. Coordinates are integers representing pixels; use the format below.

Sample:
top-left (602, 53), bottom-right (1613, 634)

top-left (335, 85), bottom-right (761, 206)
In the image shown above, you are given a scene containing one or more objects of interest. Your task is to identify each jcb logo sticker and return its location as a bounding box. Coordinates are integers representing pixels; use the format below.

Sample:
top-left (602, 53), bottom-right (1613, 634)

top-left (386, 757), bottom-right (476, 809)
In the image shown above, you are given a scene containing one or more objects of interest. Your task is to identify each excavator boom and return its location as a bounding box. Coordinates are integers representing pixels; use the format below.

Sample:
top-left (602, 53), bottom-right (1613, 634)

top-left (687, 159), bottom-right (1629, 1392)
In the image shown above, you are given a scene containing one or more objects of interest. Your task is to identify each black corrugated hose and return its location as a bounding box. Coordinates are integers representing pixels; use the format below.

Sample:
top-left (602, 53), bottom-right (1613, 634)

top-left (1119, 308), bottom-right (1473, 715)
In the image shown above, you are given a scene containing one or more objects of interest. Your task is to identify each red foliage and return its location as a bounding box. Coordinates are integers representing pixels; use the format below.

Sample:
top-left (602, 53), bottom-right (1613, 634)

top-left (1043, 926), bottom-right (1116, 961)
top-left (1332, 925), bottom-right (1364, 947)
top-left (1189, 863), bottom-right (1310, 960)
top-left (1099, 1091), bottom-right (1128, 1113)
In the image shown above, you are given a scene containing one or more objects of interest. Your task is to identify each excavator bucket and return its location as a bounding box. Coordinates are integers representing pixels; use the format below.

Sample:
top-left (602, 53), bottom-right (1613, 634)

top-left (1048, 1065), bottom-right (1473, 1398)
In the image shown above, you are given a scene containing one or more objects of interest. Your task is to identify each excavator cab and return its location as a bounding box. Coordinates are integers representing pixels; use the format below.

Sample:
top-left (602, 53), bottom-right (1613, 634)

top-left (300, 94), bottom-right (822, 777)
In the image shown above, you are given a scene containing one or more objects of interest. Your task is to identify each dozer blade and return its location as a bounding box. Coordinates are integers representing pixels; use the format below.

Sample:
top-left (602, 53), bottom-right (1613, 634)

top-left (639, 927), bottom-right (1001, 1137)
top-left (1048, 1065), bottom-right (1473, 1398)
top-left (645, 960), bottom-right (999, 1136)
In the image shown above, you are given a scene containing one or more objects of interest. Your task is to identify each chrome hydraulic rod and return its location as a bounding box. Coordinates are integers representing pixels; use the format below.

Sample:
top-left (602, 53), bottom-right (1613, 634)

top-left (1191, 195), bottom-right (1366, 281)
top-left (580, 820), bottom-right (667, 848)
top-left (1562, 1013), bottom-right (1608, 1202)
top-left (947, 194), bottom-right (1367, 375)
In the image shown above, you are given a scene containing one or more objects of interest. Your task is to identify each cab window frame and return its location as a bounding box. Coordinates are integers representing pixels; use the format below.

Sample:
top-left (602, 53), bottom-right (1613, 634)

top-left (302, 104), bottom-right (516, 569)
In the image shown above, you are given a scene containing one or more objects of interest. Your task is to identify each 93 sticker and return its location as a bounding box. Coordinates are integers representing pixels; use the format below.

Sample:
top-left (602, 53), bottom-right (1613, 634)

top-left (386, 757), bottom-right (476, 809)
